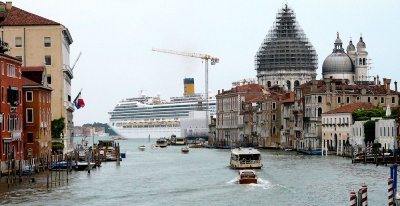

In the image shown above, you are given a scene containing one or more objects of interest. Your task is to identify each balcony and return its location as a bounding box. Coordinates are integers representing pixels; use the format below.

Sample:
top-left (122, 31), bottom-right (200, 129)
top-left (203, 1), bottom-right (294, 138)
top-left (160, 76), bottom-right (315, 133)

top-left (40, 122), bottom-right (48, 128)
top-left (63, 65), bottom-right (74, 79)
top-left (304, 133), bottom-right (317, 138)
top-left (11, 130), bottom-right (22, 141)
top-left (294, 126), bottom-right (302, 131)
top-left (65, 101), bottom-right (75, 112)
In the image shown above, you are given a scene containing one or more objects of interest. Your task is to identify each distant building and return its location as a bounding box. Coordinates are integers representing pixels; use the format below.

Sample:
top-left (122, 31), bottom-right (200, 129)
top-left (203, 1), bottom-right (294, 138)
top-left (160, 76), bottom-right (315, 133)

top-left (255, 4), bottom-right (317, 91)
top-left (375, 119), bottom-right (397, 150)
top-left (214, 84), bottom-right (267, 147)
top-left (22, 66), bottom-right (52, 158)
top-left (295, 79), bottom-right (399, 151)
top-left (322, 102), bottom-right (375, 155)
top-left (0, 40), bottom-right (23, 167)
top-left (322, 33), bottom-right (369, 84)
top-left (0, 2), bottom-right (75, 153)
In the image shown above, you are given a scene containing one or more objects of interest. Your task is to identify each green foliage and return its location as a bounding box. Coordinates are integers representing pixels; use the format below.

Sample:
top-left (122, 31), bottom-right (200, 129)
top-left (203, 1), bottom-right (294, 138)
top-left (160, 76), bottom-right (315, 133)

top-left (52, 142), bottom-right (64, 151)
top-left (82, 122), bottom-right (117, 136)
top-left (51, 117), bottom-right (65, 139)
top-left (363, 120), bottom-right (376, 144)
top-left (352, 108), bottom-right (385, 121)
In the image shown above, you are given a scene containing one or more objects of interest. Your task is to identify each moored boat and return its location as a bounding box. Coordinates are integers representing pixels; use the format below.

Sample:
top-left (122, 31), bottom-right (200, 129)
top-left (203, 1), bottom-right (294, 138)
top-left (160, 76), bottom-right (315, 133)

top-left (230, 148), bottom-right (263, 169)
top-left (181, 146), bottom-right (189, 153)
top-left (156, 138), bottom-right (168, 148)
top-left (238, 170), bottom-right (258, 184)
top-left (138, 145), bottom-right (145, 151)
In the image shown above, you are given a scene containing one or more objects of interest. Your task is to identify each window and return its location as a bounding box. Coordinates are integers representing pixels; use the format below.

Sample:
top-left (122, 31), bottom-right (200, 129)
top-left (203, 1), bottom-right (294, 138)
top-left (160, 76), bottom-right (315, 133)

top-left (26, 91), bottom-right (33, 102)
top-left (1, 87), bottom-right (3, 103)
top-left (26, 108), bottom-right (33, 123)
top-left (45, 55), bottom-right (51, 65)
top-left (7, 64), bottom-right (16, 77)
top-left (272, 114), bottom-right (276, 121)
top-left (47, 75), bottom-right (52, 84)
top-left (318, 96), bottom-right (322, 103)
top-left (392, 97), bottom-right (396, 104)
top-left (381, 97), bottom-right (384, 104)
top-left (27, 133), bottom-right (33, 143)
top-left (346, 96), bottom-right (350, 104)
top-left (1, 113), bottom-right (4, 131)
top-left (267, 81), bottom-right (271, 87)
top-left (1, 62), bottom-right (3, 75)
top-left (272, 102), bottom-right (276, 110)
top-left (15, 37), bottom-right (22, 47)
top-left (272, 126), bottom-right (276, 135)
top-left (368, 97), bottom-right (370, 102)
top-left (338, 96), bottom-right (342, 104)
top-left (44, 37), bottom-right (51, 47)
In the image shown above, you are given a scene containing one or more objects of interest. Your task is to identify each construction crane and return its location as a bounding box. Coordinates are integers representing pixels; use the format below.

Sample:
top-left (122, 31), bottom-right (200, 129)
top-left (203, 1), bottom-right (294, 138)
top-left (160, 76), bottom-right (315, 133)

top-left (71, 52), bottom-right (82, 71)
top-left (152, 48), bottom-right (219, 127)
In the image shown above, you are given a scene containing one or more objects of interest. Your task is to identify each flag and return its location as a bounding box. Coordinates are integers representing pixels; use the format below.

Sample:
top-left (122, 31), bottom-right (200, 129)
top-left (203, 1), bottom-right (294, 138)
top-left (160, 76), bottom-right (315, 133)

top-left (73, 91), bottom-right (85, 109)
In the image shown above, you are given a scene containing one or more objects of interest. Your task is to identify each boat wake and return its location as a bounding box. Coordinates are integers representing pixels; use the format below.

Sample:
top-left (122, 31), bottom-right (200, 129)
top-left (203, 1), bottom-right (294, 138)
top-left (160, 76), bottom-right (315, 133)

top-left (226, 177), bottom-right (272, 189)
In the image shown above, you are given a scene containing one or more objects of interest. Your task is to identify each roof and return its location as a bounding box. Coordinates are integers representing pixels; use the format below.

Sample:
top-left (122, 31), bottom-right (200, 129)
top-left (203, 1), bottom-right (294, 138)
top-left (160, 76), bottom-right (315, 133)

top-left (218, 84), bottom-right (266, 96)
top-left (22, 76), bottom-right (40, 86)
top-left (231, 148), bottom-right (261, 155)
top-left (324, 102), bottom-right (376, 114)
top-left (0, 6), bottom-right (60, 26)
top-left (21, 66), bottom-right (44, 72)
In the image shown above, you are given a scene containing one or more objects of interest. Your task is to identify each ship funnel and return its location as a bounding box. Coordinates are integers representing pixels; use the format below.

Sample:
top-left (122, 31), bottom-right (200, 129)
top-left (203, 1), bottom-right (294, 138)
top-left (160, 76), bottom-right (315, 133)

top-left (184, 78), bottom-right (195, 96)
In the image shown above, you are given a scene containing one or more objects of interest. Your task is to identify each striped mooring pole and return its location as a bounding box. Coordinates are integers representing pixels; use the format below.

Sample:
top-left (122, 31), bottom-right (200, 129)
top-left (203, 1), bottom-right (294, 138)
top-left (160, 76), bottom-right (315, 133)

top-left (389, 177), bottom-right (394, 206)
top-left (361, 183), bottom-right (368, 206)
top-left (350, 191), bottom-right (357, 206)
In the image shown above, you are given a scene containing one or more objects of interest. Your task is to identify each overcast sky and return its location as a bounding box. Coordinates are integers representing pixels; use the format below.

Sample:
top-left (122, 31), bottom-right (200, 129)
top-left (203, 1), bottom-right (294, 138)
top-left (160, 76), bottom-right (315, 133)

top-left (12, 0), bottom-right (400, 126)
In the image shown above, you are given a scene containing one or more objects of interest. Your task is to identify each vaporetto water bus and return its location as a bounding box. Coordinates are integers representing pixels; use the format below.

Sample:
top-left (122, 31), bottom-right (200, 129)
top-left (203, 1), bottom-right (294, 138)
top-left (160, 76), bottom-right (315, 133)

top-left (230, 148), bottom-right (263, 169)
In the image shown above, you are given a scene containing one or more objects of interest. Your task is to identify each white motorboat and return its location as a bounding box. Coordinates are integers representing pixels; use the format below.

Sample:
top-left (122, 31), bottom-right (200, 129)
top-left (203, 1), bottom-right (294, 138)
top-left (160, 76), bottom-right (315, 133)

top-left (138, 145), bottom-right (145, 151)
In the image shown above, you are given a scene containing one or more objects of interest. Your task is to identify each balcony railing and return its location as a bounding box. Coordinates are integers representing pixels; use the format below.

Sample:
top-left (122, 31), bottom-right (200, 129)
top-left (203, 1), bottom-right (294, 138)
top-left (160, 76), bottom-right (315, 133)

top-left (40, 122), bottom-right (48, 128)
top-left (11, 130), bottom-right (22, 141)
top-left (304, 133), bottom-right (317, 138)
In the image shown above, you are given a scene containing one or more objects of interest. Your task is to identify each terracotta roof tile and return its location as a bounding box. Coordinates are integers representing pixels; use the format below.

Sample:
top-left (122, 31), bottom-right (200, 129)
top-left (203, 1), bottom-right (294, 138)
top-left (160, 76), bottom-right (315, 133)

top-left (22, 76), bottom-right (40, 86)
top-left (324, 102), bottom-right (376, 114)
top-left (21, 66), bottom-right (44, 72)
top-left (0, 6), bottom-right (60, 26)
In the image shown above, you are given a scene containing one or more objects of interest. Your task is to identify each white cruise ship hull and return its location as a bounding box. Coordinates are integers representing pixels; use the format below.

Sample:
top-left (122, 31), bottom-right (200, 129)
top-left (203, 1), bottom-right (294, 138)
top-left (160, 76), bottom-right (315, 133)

top-left (109, 124), bottom-right (180, 139)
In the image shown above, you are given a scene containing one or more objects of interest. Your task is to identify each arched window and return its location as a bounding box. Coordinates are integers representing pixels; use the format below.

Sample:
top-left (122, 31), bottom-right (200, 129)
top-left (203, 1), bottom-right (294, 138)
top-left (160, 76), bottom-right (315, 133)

top-left (359, 58), bottom-right (362, 65)
top-left (272, 126), bottom-right (276, 135)
top-left (286, 80), bottom-right (291, 90)
top-left (318, 96), bottom-right (322, 103)
top-left (294, 80), bottom-right (300, 87)
top-left (317, 108), bottom-right (322, 117)
top-left (267, 81), bottom-right (271, 87)
top-left (363, 58), bottom-right (366, 65)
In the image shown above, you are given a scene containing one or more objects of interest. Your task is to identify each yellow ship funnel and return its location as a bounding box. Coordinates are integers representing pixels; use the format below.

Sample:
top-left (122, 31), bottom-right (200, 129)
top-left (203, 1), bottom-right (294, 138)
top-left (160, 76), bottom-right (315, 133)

top-left (184, 78), bottom-right (195, 95)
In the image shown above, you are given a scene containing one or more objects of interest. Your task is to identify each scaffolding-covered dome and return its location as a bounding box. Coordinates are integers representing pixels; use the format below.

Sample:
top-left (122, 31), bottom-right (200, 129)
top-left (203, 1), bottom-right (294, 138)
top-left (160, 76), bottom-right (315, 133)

top-left (255, 4), bottom-right (318, 72)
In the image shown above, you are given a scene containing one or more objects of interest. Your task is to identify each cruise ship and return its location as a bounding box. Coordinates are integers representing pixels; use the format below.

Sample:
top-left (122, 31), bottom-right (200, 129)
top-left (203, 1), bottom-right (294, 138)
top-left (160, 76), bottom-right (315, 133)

top-left (108, 78), bottom-right (216, 138)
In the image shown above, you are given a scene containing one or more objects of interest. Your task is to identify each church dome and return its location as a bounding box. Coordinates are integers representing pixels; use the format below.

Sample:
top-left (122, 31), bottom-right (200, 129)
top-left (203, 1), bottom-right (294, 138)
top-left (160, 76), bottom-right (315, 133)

top-left (322, 33), bottom-right (354, 74)
top-left (255, 4), bottom-right (317, 72)
top-left (322, 53), bottom-right (354, 74)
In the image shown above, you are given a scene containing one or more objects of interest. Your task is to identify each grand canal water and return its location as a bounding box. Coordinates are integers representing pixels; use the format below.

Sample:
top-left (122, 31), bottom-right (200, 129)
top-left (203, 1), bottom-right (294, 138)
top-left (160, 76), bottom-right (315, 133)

top-left (0, 137), bottom-right (395, 205)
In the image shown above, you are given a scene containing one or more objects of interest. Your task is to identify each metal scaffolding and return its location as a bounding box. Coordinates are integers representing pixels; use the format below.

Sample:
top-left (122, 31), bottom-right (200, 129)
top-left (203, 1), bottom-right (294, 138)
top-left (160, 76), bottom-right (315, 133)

top-left (255, 4), bottom-right (318, 72)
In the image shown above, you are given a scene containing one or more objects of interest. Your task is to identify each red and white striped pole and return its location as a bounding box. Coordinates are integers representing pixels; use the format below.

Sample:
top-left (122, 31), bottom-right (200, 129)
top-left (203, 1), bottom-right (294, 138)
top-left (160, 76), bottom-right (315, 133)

top-left (350, 191), bottom-right (357, 206)
top-left (388, 177), bottom-right (394, 206)
top-left (361, 183), bottom-right (368, 206)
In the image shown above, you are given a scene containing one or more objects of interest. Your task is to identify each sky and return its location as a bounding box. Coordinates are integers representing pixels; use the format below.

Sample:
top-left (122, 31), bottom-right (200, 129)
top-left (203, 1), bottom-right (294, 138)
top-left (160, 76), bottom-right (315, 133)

top-left (11, 0), bottom-right (400, 126)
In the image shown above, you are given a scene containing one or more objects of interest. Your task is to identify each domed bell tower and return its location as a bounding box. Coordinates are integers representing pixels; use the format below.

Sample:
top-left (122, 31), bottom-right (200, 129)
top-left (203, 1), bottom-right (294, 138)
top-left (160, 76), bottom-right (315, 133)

top-left (355, 36), bottom-right (368, 83)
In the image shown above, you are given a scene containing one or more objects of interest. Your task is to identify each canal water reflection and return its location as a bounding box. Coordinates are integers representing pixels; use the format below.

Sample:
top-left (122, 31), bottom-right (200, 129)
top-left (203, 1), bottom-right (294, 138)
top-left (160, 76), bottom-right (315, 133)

top-left (0, 138), bottom-right (394, 205)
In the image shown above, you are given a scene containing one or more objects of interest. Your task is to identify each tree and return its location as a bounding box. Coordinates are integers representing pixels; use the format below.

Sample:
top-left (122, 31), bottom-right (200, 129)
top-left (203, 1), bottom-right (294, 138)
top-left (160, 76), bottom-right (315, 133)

top-left (363, 120), bottom-right (376, 145)
top-left (52, 117), bottom-right (65, 139)
top-left (352, 108), bottom-right (385, 121)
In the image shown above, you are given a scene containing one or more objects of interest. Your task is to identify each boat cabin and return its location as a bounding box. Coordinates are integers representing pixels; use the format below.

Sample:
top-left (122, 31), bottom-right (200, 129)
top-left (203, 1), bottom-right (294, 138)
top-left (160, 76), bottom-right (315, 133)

top-left (238, 170), bottom-right (257, 184)
top-left (230, 148), bottom-right (262, 169)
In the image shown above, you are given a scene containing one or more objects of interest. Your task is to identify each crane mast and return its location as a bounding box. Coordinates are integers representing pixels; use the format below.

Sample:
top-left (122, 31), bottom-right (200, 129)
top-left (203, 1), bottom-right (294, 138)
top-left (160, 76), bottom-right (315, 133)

top-left (152, 48), bottom-right (219, 129)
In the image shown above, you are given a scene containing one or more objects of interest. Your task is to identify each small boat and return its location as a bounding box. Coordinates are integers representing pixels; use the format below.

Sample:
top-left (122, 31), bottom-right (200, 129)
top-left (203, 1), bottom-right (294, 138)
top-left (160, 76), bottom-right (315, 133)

top-left (181, 146), bottom-right (189, 153)
top-left (156, 138), bottom-right (168, 148)
top-left (138, 145), bottom-right (145, 151)
top-left (238, 170), bottom-right (257, 184)
top-left (112, 136), bottom-right (129, 140)
top-left (298, 149), bottom-right (322, 155)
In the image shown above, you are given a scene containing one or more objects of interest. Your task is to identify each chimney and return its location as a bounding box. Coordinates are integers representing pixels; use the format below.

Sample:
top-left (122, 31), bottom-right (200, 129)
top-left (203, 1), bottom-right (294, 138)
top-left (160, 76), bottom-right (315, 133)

top-left (331, 82), bottom-right (336, 92)
top-left (395, 81), bottom-right (398, 92)
top-left (377, 75), bottom-right (380, 85)
top-left (383, 78), bottom-right (387, 89)
top-left (385, 79), bottom-right (392, 94)
top-left (218, 90), bottom-right (220, 95)
top-left (374, 77), bottom-right (376, 85)
top-left (5, 2), bottom-right (12, 11)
